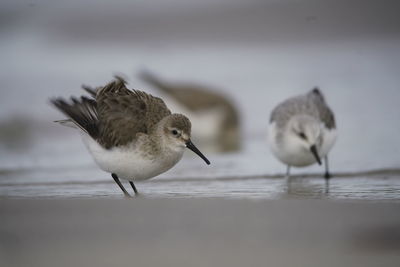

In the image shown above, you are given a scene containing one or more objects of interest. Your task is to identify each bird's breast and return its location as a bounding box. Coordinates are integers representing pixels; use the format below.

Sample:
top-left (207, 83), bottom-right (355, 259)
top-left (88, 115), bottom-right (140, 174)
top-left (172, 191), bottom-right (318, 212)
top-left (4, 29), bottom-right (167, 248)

top-left (83, 135), bottom-right (184, 181)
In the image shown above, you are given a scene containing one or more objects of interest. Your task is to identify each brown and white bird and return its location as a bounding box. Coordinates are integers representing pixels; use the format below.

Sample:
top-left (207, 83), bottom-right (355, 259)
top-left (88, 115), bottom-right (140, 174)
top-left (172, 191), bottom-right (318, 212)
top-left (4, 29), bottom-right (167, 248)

top-left (51, 77), bottom-right (210, 197)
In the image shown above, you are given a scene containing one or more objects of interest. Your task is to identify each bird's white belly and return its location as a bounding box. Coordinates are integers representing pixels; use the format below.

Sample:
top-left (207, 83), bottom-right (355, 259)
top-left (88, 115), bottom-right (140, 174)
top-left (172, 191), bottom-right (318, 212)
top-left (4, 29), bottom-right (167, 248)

top-left (267, 122), bottom-right (337, 167)
top-left (82, 136), bottom-right (183, 181)
top-left (320, 127), bottom-right (337, 158)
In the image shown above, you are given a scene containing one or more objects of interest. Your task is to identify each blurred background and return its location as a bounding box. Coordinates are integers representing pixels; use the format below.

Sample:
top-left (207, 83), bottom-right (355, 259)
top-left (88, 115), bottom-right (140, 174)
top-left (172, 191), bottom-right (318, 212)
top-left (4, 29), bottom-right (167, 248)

top-left (1, 2), bottom-right (400, 266)
top-left (1, 0), bottom-right (400, 199)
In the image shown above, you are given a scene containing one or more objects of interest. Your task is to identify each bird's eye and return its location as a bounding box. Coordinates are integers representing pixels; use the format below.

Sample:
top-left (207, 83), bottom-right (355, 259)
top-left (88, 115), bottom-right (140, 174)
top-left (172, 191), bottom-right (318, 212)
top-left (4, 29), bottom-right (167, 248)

top-left (171, 130), bottom-right (178, 135)
top-left (298, 132), bottom-right (307, 140)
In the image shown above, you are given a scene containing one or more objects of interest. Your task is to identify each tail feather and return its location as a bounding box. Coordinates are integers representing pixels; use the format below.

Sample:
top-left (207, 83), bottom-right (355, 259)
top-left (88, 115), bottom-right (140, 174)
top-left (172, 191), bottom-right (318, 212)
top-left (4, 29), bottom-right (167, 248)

top-left (54, 119), bottom-right (77, 129)
top-left (51, 96), bottom-right (99, 139)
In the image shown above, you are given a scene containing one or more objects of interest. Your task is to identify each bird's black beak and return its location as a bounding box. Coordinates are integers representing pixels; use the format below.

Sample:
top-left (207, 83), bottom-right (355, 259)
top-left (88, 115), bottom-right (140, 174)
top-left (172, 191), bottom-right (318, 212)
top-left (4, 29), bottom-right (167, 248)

top-left (186, 140), bottom-right (210, 165)
top-left (310, 145), bottom-right (322, 165)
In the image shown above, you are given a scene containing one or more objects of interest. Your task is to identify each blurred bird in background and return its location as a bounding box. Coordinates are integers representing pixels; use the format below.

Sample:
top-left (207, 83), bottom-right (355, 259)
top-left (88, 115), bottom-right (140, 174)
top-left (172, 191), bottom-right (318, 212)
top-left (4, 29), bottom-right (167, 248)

top-left (139, 70), bottom-right (241, 153)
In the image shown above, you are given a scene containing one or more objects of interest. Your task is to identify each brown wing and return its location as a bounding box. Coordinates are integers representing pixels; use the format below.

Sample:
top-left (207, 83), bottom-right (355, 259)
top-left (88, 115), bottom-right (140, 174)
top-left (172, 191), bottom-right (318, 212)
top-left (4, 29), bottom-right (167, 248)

top-left (81, 84), bottom-right (99, 98)
top-left (51, 96), bottom-right (99, 139)
top-left (96, 77), bottom-right (171, 148)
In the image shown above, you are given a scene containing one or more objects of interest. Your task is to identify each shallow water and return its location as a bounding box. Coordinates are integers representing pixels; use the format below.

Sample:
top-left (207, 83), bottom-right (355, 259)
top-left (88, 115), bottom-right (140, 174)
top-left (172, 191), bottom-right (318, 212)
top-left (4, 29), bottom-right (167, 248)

top-left (1, 147), bottom-right (399, 201)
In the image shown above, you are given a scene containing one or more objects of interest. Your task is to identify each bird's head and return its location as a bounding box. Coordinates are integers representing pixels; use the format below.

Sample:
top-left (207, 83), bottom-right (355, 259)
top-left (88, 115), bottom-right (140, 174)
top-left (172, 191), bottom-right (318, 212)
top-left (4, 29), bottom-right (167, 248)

top-left (289, 115), bottom-right (322, 165)
top-left (162, 114), bottom-right (210, 165)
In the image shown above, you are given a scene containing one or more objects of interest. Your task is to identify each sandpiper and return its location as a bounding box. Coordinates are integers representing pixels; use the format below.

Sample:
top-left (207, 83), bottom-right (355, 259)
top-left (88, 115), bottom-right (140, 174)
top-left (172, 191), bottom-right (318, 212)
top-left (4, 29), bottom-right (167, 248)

top-left (139, 70), bottom-right (241, 153)
top-left (51, 77), bottom-right (210, 197)
top-left (267, 88), bottom-right (337, 180)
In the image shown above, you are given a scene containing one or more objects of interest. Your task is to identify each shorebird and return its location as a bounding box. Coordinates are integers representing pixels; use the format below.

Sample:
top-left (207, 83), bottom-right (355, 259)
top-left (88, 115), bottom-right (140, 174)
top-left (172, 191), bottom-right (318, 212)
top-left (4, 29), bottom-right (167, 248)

top-left (267, 88), bottom-right (337, 180)
top-left (139, 70), bottom-right (241, 153)
top-left (51, 77), bottom-right (210, 197)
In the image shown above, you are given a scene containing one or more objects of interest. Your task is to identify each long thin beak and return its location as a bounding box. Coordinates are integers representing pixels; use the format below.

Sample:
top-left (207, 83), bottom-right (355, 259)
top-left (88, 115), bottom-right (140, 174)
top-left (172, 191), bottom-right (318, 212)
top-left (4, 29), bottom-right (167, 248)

top-left (186, 140), bottom-right (210, 165)
top-left (310, 145), bottom-right (322, 165)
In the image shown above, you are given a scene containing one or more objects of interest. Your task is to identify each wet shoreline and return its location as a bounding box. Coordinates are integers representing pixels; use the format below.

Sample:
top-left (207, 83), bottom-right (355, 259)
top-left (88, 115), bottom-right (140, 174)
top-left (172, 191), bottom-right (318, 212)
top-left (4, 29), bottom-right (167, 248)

top-left (1, 167), bottom-right (399, 201)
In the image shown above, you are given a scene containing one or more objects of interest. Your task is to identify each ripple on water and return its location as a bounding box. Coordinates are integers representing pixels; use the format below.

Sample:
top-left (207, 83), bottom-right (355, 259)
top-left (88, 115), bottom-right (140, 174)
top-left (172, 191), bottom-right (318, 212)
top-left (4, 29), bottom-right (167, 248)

top-left (1, 169), bottom-right (400, 201)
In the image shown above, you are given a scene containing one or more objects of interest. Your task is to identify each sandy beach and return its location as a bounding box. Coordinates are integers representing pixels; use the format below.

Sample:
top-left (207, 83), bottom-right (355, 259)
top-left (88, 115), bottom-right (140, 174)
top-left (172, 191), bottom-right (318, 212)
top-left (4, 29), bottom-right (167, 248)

top-left (1, 198), bottom-right (400, 267)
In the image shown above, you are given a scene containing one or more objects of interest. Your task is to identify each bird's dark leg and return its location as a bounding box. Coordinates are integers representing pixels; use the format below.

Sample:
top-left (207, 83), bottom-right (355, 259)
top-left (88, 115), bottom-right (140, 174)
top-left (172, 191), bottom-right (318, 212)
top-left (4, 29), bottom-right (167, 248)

top-left (324, 156), bottom-right (331, 179)
top-left (129, 181), bottom-right (139, 195)
top-left (324, 156), bottom-right (330, 194)
top-left (112, 173), bottom-right (131, 197)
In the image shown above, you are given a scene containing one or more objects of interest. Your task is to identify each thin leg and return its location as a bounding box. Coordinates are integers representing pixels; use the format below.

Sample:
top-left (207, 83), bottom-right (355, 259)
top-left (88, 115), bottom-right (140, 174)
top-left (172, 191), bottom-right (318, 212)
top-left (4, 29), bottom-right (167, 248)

top-left (324, 156), bottom-right (331, 179)
top-left (112, 173), bottom-right (131, 197)
top-left (324, 156), bottom-right (330, 194)
top-left (129, 181), bottom-right (139, 195)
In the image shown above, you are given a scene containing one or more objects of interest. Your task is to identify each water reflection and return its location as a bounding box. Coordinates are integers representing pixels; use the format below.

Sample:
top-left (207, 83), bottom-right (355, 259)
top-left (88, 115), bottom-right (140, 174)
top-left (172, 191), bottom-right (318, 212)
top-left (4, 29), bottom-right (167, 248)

top-left (1, 168), bottom-right (400, 201)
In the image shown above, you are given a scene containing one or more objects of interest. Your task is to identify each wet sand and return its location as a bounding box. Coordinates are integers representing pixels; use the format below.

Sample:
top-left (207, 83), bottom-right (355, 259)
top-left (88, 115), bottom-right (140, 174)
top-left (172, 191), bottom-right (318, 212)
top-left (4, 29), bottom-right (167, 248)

top-left (1, 198), bottom-right (400, 267)
top-left (1, 165), bottom-right (400, 200)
